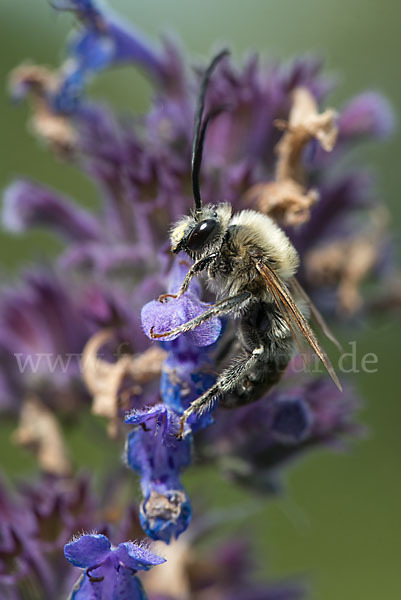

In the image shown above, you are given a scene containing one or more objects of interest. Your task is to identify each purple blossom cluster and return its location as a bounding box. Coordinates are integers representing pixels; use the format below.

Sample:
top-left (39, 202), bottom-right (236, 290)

top-left (1, 0), bottom-right (396, 598)
top-left (0, 472), bottom-right (145, 598)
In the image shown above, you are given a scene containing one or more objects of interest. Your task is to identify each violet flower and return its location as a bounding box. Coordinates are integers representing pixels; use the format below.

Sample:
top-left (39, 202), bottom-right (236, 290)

top-left (125, 405), bottom-right (192, 543)
top-left (64, 533), bottom-right (164, 599)
top-left (141, 258), bottom-right (221, 345)
top-left (50, 0), bottom-right (181, 114)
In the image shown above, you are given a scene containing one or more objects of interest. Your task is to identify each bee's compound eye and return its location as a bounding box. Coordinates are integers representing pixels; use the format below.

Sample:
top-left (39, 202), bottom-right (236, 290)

top-left (187, 219), bottom-right (217, 251)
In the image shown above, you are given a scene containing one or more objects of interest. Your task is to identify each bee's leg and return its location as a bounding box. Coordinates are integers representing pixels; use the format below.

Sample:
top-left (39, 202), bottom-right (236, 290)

top-left (150, 291), bottom-right (251, 339)
top-left (177, 346), bottom-right (264, 437)
top-left (158, 254), bottom-right (218, 302)
top-left (180, 253), bottom-right (219, 294)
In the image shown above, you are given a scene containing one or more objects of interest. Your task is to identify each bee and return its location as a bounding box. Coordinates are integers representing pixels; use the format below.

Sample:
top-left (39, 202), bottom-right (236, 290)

top-left (150, 50), bottom-right (342, 436)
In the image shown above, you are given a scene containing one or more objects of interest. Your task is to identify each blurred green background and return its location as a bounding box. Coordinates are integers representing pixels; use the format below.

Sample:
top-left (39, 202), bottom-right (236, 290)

top-left (1, 1), bottom-right (400, 599)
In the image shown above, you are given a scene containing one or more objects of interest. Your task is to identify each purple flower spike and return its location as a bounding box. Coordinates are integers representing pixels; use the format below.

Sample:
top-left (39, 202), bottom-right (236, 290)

top-left (114, 542), bottom-right (166, 571)
top-left (64, 533), bottom-right (164, 599)
top-left (339, 92), bottom-right (396, 141)
top-left (4, 0), bottom-right (393, 593)
top-left (125, 405), bottom-right (192, 543)
top-left (2, 180), bottom-right (101, 242)
top-left (141, 259), bottom-right (222, 346)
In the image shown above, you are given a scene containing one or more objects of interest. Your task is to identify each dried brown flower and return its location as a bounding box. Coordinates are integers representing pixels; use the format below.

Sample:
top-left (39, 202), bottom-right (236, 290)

top-left (82, 329), bottom-right (166, 437)
top-left (245, 86), bottom-right (338, 226)
top-left (13, 395), bottom-right (72, 476)
top-left (305, 209), bottom-right (388, 315)
top-left (10, 63), bottom-right (77, 155)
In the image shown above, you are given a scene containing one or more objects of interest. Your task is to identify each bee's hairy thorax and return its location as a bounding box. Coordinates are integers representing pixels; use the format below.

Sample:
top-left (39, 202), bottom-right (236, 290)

top-left (206, 217), bottom-right (293, 300)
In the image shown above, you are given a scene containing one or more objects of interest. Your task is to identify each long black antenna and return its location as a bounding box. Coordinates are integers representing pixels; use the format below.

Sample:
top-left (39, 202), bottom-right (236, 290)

top-left (191, 49), bottom-right (230, 212)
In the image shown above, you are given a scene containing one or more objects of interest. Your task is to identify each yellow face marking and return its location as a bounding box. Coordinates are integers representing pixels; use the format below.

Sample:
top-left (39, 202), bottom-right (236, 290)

top-left (170, 222), bottom-right (188, 251)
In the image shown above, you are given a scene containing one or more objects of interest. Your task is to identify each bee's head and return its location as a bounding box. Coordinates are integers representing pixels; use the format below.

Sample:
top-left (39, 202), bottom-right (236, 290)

top-left (170, 203), bottom-right (232, 258)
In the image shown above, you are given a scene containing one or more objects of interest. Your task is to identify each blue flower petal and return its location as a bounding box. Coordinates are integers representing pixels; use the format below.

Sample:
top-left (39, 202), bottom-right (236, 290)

top-left (125, 405), bottom-right (192, 476)
top-left (125, 404), bottom-right (177, 434)
top-left (141, 255), bottom-right (222, 347)
top-left (115, 542), bottom-right (165, 571)
top-left (160, 369), bottom-right (216, 431)
top-left (64, 533), bottom-right (111, 569)
top-left (141, 294), bottom-right (221, 346)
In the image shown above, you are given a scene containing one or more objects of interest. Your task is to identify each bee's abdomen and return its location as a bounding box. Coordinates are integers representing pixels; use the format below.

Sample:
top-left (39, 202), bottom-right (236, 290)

top-left (220, 348), bottom-right (291, 408)
top-left (220, 302), bottom-right (293, 408)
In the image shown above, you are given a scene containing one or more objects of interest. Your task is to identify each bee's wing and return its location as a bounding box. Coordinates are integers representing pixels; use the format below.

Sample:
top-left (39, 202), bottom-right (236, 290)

top-left (256, 261), bottom-right (342, 391)
top-left (289, 276), bottom-right (343, 353)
